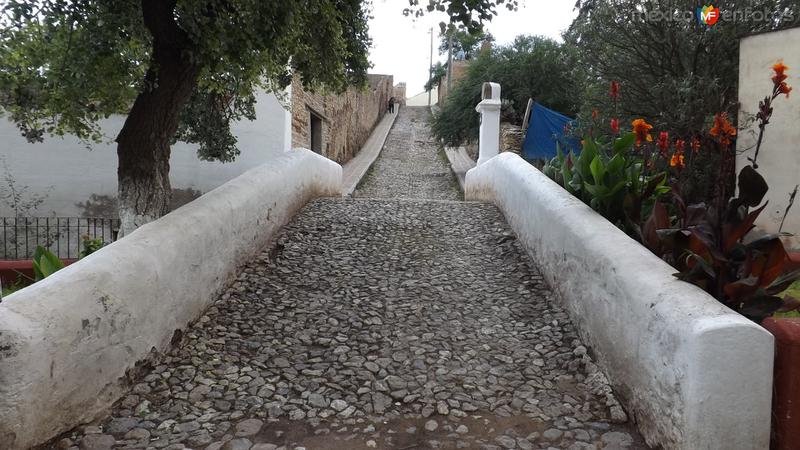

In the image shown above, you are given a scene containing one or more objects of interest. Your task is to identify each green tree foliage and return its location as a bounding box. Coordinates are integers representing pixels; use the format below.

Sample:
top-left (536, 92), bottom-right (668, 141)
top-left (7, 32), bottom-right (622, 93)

top-left (1, 0), bottom-right (516, 234)
top-left (566, 0), bottom-right (800, 135)
top-left (425, 62), bottom-right (448, 92)
top-left (404, 0), bottom-right (518, 33)
top-left (426, 27), bottom-right (493, 93)
top-left (438, 26), bottom-right (493, 59)
top-left (431, 35), bottom-right (580, 147)
top-left (0, 0), bottom-right (373, 234)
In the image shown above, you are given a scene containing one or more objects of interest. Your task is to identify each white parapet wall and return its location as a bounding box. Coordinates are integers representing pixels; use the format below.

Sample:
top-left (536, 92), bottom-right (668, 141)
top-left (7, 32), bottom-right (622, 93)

top-left (465, 152), bottom-right (774, 450)
top-left (0, 148), bottom-right (341, 449)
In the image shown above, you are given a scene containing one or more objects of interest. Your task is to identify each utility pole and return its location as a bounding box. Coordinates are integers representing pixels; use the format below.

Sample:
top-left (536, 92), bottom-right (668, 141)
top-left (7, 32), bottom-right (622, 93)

top-left (446, 31), bottom-right (453, 97)
top-left (428, 27), bottom-right (433, 106)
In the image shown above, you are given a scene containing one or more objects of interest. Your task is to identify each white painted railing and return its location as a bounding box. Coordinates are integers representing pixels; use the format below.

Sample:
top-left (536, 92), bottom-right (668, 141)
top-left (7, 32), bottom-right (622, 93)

top-left (0, 148), bottom-right (342, 450)
top-left (465, 152), bottom-right (773, 450)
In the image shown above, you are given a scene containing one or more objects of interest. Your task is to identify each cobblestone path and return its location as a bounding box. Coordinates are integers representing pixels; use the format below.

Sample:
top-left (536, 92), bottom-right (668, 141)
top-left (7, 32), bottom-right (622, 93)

top-left (352, 107), bottom-right (460, 201)
top-left (56, 107), bottom-right (646, 450)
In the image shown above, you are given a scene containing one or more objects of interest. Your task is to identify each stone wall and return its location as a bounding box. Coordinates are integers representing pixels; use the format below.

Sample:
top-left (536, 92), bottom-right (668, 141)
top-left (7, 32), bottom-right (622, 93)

top-left (737, 27), bottom-right (800, 250)
top-left (291, 74), bottom-right (393, 164)
top-left (393, 82), bottom-right (407, 106)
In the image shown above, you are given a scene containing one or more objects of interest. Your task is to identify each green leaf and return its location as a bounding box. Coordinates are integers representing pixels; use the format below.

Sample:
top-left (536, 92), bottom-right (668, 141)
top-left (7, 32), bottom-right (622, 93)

top-left (607, 180), bottom-right (627, 196)
top-left (31, 245), bottom-right (64, 280)
top-left (576, 140), bottom-right (597, 179)
top-left (606, 153), bottom-right (625, 175)
top-left (613, 132), bottom-right (636, 154)
top-left (584, 182), bottom-right (609, 199)
top-left (589, 155), bottom-right (605, 184)
top-left (31, 259), bottom-right (44, 281)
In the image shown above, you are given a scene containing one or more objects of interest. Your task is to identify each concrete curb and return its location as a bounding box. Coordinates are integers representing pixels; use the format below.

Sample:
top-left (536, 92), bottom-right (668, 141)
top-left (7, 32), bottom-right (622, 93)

top-left (0, 149), bottom-right (341, 449)
top-left (443, 146), bottom-right (475, 192)
top-left (341, 109), bottom-right (398, 196)
top-left (465, 153), bottom-right (774, 450)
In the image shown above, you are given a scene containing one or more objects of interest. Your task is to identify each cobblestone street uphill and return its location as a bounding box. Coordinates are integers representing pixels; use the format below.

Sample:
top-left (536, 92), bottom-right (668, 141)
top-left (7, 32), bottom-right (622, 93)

top-left (55, 107), bottom-right (647, 450)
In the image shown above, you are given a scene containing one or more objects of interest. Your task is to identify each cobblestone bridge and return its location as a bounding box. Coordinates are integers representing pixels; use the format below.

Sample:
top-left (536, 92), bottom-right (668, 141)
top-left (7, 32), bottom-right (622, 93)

top-left (55, 107), bottom-right (646, 450)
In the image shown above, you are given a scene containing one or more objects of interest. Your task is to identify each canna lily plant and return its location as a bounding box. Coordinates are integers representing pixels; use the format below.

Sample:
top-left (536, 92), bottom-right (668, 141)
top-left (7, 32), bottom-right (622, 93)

top-left (543, 128), bottom-right (669, 238)
top-left (544, 70), bottom-right (799, 322)
top-left (645, 62), bottom-right (800, 322)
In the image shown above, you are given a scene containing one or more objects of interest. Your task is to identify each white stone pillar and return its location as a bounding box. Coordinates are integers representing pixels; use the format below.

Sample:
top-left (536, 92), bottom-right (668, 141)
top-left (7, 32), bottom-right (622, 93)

top-left (475, 82), bottom-right (501, 166)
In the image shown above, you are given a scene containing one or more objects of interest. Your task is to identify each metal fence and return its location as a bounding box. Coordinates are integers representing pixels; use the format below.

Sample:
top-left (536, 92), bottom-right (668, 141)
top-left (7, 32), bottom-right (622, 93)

top-left (1, 217), bottom-right (119, 260)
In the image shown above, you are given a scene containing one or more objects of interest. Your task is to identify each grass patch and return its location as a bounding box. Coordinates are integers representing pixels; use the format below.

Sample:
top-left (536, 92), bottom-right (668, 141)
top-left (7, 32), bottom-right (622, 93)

top-left (774, 280), bottom-right (800, 318)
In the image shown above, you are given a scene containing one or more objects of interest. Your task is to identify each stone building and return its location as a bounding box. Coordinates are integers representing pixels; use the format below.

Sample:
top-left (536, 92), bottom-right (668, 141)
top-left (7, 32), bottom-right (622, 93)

top-left (437, 60), bottom-right (470, 105)
top-left (393, 82), bottom-right (407, 106)
top-left (291, 74), bottom-right (396, 164)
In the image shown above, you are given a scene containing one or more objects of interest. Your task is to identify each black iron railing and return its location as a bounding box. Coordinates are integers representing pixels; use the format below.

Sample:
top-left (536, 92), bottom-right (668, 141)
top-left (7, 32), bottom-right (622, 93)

top-left (1, 217), bottom-right (119, 260)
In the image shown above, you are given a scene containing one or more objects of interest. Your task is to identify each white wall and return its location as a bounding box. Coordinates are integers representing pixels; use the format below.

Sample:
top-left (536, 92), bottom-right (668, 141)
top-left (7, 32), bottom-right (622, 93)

top-left (465, 153), bottom-right (774, 450)
top-left (737, 28), bottom-right (800, 249)
top-left (0, 149), bottom-right (341, 449)
top-left (406, 88), bottom-right (437, 106)
top-left (0, 90), bottom-right (289, 217)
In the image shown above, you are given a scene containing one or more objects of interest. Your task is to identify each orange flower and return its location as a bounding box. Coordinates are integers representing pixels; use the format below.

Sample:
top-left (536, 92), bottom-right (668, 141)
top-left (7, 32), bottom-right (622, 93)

top-left (772, 61), bottom-right (792, 98)
top-left (778, 82), bottom-right (792, 98)
top-left (670, 139), bottom-right (686, 169)
top-left (710, 112), bottom-right (737, 147)
top-left (592, 109), bottom-right (599, 120)
top-left (656, 131), bottom-right (669, 157)
top-left (773, 62), bottom-right (789, 83)
top-left (610, 81), bottom-right (620, 99)
top-left (632, 119), bottom-right (653, 147)
top-left (610, 118), bottom-right (619, 134)
top-left (670, 152), bottom-right (685, 169)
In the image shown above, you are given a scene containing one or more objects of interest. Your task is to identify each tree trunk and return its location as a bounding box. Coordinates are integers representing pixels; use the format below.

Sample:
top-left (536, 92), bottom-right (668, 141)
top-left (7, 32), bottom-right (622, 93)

top-left (115, 0), bottom-right (200, 236)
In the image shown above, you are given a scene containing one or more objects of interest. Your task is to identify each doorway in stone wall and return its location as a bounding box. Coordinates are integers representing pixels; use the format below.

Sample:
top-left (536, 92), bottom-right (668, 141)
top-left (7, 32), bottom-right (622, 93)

top-left (310, 112), bottom-right (323, 154)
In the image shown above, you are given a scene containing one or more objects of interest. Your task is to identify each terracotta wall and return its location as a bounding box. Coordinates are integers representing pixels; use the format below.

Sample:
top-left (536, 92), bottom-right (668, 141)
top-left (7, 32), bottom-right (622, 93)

top-left (291, 74), bottom-right (394, 164)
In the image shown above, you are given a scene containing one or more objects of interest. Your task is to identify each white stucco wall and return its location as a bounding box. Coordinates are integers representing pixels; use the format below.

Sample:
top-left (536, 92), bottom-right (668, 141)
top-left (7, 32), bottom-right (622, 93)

top-left (465, 153), bottom-right (774, 450)
top-left (0, 149), bottom-right (341, 449)
top-left (0, 89), bottom-right (289, 217)
top-left (737, 27), bottom-right (800, 249)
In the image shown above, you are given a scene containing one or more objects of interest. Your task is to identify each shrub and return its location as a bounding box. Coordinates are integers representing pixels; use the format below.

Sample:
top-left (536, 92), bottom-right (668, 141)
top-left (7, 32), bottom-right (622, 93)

top-left (430, 35), bottom-right (580, 147)
top-left (79, 235), bottom-right (105, 259)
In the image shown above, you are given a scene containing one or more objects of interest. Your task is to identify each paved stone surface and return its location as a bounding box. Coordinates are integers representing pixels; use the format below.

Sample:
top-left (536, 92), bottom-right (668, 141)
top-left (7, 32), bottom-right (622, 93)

top-left (341, 109), bottom-right (398, 196)
top-left (53, 106), bottom-right (645, 449)
top-left (353, 106), bottom-right (460, 200)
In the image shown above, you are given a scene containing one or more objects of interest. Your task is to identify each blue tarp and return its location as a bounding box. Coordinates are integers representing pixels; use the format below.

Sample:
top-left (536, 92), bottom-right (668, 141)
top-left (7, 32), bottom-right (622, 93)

top-left (522, 102), bottom-right (580, 160)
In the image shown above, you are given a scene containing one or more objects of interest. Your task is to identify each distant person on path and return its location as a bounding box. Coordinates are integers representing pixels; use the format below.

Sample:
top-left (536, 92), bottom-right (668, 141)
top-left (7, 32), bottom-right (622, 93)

top-left (388, 97), bottom-right (396, 114)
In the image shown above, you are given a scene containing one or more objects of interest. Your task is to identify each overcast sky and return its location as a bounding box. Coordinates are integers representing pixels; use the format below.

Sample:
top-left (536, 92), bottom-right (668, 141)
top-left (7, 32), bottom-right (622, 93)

top-left (368, 1), bottom-right (579, 96)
